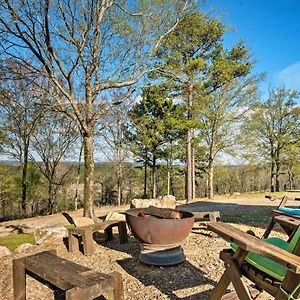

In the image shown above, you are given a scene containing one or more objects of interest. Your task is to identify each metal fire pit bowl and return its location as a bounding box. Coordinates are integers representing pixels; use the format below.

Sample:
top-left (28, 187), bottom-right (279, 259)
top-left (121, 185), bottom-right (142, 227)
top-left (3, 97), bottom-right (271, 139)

top-left (125, 208), bottom-right (194, 266)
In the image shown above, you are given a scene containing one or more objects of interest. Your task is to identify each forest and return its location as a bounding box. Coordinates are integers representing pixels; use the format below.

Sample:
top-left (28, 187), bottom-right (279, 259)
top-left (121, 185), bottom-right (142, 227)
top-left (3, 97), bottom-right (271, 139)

top-left (0, 1), bottom-right (299, 221)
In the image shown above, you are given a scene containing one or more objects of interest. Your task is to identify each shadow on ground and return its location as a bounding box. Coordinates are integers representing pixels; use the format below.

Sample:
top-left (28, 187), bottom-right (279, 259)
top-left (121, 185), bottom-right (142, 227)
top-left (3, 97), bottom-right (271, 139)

top-left (104, 237), bottom-right (216, 299)
top-left (117, 257), bottom-right (215, 299)
top-left (177, 201), bottom-right (279, 228)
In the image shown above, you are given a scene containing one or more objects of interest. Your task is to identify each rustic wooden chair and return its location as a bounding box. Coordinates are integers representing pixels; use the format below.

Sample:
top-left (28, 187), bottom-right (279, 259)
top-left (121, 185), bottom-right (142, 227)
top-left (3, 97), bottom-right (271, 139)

top-left (208, 221), bottom-right (300, 300)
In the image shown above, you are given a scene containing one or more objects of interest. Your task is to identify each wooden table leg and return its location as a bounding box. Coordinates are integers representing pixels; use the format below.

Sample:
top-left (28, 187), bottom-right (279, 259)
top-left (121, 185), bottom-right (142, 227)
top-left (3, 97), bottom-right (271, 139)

top-left (66, 287), bottom-right (84, 300)
top-left (105, 226), bottom-right (113, 242)
top-left (82, 227), bottom-right (95, 255)
top-left (108, 271), bottom-right (124, 300)
top-left (13, 257), bottom-right (26, 300)
top-left (68, 229), bottom-right (79, 252)
top-left (118, 222), bottom-right (128, 244)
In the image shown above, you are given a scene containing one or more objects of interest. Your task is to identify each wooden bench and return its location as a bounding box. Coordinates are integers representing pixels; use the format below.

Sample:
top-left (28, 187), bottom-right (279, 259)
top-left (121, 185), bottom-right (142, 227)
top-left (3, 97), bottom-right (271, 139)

top-left (68, 220), bottom-right (128, 255)
top-left (13, 250), bottom-right (124, 300)
top-left (192, 211), bottom-right (220, 222)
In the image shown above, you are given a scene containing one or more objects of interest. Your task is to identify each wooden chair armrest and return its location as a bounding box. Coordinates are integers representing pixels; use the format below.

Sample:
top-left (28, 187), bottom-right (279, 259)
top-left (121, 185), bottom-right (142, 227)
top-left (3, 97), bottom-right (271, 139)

top-left (208, 222), bottom-right (300, 274)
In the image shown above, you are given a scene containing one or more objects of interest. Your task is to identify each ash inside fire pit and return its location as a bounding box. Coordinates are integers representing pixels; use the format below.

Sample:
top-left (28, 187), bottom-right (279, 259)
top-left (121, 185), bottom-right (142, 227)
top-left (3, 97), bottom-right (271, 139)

top-left (125, 207), bottom-right (194, 266)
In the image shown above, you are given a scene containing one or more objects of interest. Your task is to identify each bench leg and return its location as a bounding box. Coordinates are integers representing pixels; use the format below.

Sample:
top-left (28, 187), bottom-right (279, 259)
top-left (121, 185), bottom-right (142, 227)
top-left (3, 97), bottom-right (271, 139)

top-left (13, 257), bottom-right (26, 300)
top-left (68, 230), bottom-right (79, 252)
top-left (209, 212), bottom-right (220, 222)
top-left (82, 227), bottom-right (95, 255)
top-left (108, 272), bottom-right (124, 300)
top-left (118, 222), bottom-right (128, 244)
top-left (105, 227), bottom-right (113, 242)
top-left (66, 287), bottom-right (84, 300)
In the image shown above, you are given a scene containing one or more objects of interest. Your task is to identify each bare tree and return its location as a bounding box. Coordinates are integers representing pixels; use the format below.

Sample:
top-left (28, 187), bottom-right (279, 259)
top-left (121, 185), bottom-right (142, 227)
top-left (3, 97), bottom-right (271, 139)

top-left (0, 63), bottom-right (47, 215)
top-left (96, 102), bottom-right (130, 206)
top-left (199, 77), bottom-right (260, 199)
top-left (0, 0), bottom-right (191, 218)
top-left (242, 87), bottom-right (300, 192)
top-left (30, 110), bottom-right (79, 214)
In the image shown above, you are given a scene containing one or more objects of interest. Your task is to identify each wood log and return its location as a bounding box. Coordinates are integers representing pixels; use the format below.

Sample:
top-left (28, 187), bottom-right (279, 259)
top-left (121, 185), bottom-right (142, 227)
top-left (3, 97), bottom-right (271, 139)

top-left (139, 206), bottom-right (182, 219)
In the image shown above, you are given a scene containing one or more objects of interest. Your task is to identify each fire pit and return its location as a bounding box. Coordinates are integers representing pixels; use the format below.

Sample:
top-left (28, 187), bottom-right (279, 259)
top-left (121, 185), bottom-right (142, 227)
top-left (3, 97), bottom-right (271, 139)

top-left (125, 207), bottom-right (194, 266)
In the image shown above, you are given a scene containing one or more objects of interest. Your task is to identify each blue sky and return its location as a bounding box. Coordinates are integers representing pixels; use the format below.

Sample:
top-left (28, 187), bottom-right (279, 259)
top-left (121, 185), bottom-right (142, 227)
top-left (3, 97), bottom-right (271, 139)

top-left (204, 0), bottom-right (300, 99)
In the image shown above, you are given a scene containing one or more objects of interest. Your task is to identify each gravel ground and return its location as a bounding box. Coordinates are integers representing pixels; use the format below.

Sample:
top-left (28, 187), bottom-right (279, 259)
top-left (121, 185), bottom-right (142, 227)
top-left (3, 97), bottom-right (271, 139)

top-left (0, 195), bottom-right (297, 300)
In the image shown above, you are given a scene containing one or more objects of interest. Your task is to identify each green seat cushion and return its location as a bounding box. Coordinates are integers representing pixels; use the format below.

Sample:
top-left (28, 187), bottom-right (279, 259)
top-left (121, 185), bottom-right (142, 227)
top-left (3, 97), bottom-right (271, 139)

top-left (231, 237), bottom-right (289, 281)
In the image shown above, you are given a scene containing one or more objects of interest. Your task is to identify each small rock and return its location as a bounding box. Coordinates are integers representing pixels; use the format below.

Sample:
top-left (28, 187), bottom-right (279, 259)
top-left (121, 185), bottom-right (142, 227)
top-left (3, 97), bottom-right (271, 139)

top-left (15, 243), bottom-right (33, 253)
top-left (105, 212), bottom-right (126, 222)
top-left (0, 245), bottom-right (11, 257)
top-left (34, 226), bottom-right (67, 245)
top-left (130, 195), bottom-right (176, 209)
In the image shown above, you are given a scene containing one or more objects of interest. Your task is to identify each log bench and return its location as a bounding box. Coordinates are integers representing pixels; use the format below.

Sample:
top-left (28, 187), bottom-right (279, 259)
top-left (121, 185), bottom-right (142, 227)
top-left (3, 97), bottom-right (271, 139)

top-left (13, 250), bottom-right (124, 300)
top-left (193, 211), bottom-right (220, 222)
top-left (68, 220), bottom-right (128, 255)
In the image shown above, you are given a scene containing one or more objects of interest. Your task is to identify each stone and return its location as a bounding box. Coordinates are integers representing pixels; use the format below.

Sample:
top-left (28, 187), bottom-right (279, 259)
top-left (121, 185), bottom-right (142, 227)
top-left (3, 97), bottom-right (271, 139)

top-left (104, 212), bottom-right (126, 222)
top-left (156, 195), bottom-right (176, 208)
top-left (0, 245), bottom-right (11, 257)
top-left (34, 226), bottom-right (67, 245)
top-left (131, 195), bottom-right (176, 209)
top-left (15, 243), bottom-right (33, 253)
top-left (72, 216), bottom-right (95, 227)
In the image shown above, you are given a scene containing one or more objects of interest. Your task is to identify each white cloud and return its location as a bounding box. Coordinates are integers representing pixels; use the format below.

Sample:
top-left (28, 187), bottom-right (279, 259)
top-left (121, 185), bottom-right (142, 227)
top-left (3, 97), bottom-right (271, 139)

top-left (274, 61), bottom-right (300, 91)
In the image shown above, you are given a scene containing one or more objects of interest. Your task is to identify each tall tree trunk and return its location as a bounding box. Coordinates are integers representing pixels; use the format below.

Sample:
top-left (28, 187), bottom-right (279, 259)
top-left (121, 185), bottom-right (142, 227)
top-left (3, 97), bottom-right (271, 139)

top-left (21, 143), bottom-right (29, 216)
top-left (275, 159), bottom-right (281, 192)
top-left (270, 158), bottom-right (276, 192)
top-left (74, 140), bottom-right (83, 210)
top-left (143, 161), bottom-right (147, 199)
top-left (83, 132), bottom-right (95, 219)
top-left (186, 81), bottom-right (194, 203)
top-left (116, 120), bottom-right (122, 206)
top-left (152, 154), bottom-right (156, 199)
top-left (207, 160), bottom-right (214, 199)
top-left (117, 158), bottom-right (122, 206)
top-left (270, 147), bottom-right (276, 192)
top-left (167, 167), bottom-right (170, 195)
top-left (186, 129), bottom-right (193, 202)
top-left (287, 167), bottom-right (294, 190)
top-left (48, 181), bottom-right (55, 214)
top-left (192, 144), bottom-right (196, 199)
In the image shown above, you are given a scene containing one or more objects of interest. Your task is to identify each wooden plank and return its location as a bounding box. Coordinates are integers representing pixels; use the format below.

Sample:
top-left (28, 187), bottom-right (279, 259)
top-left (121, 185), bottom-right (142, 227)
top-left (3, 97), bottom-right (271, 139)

top-left (242, 266), bottom-right (278, 297)
top-left (273, 209), bottom-right (300, 219)
top-left (109, 271), bottom-right (124, 300)
top-left (193, 211), bottom-right (220, 222)
top-left (118, 222), bottom-right (128, 244)
top-left (140, 206), bottom-right (181, 219)
top-left (68, 229), bottom-right (79, 252)
top-left (15, 251), bottom-right (124, 300)
top-left (105, 227), bottom-right (114, 242)
top-left (81, 226), bottom-right (95, 255)
top-left (66, 287), bottom-right (84, 300)
top-left (227, 259), bottom-right (252, 300)
top-left (25, 252), bottom-right (91, 290)
top-left (93, 220), bottom-right (123, 231)
top-left (80, 272), bottom-right (115, 299)
top-left (276, 271), bottom-right (300, 300)
top-left (274, 215), bottom-right (300, 229)
top-left (13, 257), bottom-right (26, 300)
top-left (208, 222), bottom-right (300, 273)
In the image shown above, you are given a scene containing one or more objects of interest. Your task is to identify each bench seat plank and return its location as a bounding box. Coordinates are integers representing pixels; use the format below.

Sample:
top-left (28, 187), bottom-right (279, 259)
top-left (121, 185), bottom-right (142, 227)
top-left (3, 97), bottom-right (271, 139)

top-left (13, 251), bottom-right (124, 300)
